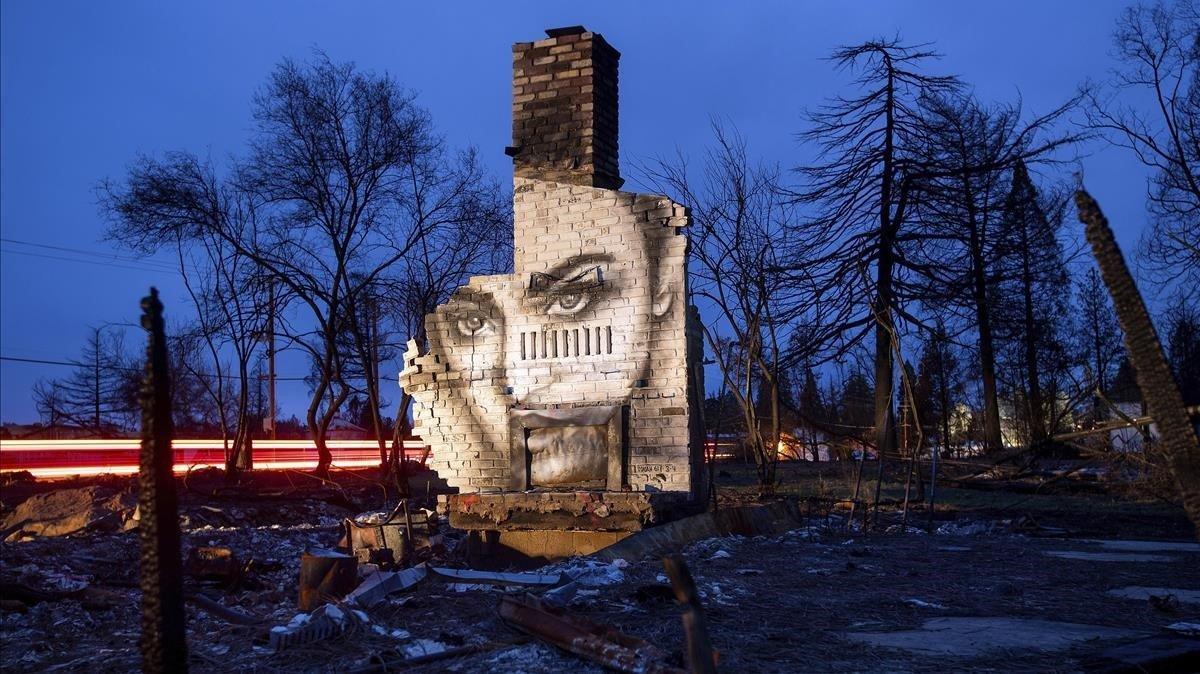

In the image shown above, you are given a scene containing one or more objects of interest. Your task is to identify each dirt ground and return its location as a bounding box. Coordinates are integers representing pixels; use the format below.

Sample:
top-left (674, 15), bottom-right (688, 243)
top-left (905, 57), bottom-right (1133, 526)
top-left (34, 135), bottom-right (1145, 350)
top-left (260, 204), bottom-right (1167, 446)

top-left (2, 464), bottom-right (1198, 672)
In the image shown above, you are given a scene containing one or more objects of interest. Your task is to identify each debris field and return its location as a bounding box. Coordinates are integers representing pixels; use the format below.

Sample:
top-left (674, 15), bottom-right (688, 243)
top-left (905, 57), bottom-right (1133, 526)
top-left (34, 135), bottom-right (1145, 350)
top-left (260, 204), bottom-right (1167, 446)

top-left (2, 472), bottom-right (1199, 672)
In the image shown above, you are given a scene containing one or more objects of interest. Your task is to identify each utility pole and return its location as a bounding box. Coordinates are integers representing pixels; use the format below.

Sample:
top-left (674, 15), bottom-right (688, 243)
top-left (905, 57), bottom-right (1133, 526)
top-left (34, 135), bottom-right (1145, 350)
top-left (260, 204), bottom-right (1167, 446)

top-left (266, 284), bottom-right (277, 441)
top-left (94, 327), bottom-right (102, 433)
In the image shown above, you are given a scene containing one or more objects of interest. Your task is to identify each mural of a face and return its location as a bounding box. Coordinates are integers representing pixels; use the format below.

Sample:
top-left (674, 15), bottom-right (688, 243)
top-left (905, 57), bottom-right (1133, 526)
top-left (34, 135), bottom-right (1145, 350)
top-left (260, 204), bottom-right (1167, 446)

top-left (402, 179), bottom-right (689, 492)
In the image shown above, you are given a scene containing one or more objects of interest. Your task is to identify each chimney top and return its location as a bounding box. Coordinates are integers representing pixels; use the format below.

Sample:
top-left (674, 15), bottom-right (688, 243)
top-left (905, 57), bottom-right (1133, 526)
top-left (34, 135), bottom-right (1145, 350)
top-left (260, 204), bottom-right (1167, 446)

top-left (510, 27), bottom-right (622, 190)
top-left (545, 25), bottom-right (585, 38)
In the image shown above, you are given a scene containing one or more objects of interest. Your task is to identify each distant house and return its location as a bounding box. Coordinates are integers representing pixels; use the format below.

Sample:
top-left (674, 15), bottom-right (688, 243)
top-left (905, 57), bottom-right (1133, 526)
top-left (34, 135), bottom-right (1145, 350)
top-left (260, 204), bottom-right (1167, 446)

top-left (325, 418), bottom-right (370, 440)
top-left (753, 417), bottom-right (835, 461)
top-left (787, 424), bottom-right (835, 461)
top-left (1108, 401), bottom-right (1158, 452)
top-left (998, 394), bottom-right (1076, 448)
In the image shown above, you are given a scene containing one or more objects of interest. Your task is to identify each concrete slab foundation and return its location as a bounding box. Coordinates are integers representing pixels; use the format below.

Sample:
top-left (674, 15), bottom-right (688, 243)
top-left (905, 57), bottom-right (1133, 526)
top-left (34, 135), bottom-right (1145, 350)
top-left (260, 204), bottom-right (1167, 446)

top-left (447, 491), bottom-right (697, 566)
top-left (1082, 539), bottom-right (1200, 553)
top-left (1044, 550), bottom-right (1177, 562)
top-left (465, 528), bottom-right (632, 566)
top-left (1107, 586), bottom-right (1200, 604)
top-left (848, 617), bottom-right (1144, 657)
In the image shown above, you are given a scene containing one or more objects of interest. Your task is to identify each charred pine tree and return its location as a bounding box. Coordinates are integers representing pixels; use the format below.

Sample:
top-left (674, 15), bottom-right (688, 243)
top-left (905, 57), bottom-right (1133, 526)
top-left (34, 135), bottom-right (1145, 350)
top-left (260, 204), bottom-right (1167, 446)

top-left (793, 40), bottom-right (960, 476)
top-left (1075, 190), bottom-right (1200, 538)
top-left (137, 288), bottom-right (188, 672)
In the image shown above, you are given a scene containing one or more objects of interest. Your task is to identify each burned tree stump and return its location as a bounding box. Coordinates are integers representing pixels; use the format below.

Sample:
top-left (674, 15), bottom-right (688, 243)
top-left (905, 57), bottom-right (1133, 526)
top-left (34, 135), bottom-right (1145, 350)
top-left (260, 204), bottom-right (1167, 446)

top-left (1075, 190), bottom-right (1200, 539)
top-left (137, 288), bottom-right (188, 672)
top-left (662, 553), bottom-right (716, 674)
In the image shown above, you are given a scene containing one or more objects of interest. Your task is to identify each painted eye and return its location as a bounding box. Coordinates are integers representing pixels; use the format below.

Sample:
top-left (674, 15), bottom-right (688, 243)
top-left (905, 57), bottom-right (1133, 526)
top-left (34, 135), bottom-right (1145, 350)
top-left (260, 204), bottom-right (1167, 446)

top-left (455, 314), bottom-right (495, 338)
top-left (547, 292), bottom-right (590, 316)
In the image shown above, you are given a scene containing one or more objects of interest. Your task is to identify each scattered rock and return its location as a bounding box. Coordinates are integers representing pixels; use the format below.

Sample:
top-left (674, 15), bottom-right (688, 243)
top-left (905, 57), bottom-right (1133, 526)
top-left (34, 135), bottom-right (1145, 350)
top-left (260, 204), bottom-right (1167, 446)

top-left (1, 486), bottom-right (136, 540)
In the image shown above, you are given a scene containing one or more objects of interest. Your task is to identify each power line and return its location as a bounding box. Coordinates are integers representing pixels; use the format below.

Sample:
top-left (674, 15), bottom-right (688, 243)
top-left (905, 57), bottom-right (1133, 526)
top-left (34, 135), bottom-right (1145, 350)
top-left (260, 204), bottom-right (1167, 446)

top-left (0, 237), bottom-right (181, 272)
top-left (0, 237), bottom-right (218, 276)
top-left (0, 248), bottom-right (179, 275)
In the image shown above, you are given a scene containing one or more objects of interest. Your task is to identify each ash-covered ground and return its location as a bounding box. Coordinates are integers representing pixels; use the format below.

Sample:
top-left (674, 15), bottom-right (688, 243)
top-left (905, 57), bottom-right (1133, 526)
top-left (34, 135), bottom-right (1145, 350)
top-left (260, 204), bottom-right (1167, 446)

top-left (3, 479), bottom-right (1199, 673)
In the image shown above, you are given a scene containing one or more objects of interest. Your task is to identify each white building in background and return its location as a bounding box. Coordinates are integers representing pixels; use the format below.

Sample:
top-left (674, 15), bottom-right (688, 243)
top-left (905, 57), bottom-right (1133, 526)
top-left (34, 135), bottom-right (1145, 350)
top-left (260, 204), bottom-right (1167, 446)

top-left (1108, 401), bottom-right (1158, 452)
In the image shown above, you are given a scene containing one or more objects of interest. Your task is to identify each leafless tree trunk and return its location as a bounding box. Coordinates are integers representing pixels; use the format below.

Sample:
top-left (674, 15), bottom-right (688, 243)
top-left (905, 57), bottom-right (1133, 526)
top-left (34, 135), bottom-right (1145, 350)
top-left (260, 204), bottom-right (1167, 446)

top-left (642, 123), bottom-right (826, 497)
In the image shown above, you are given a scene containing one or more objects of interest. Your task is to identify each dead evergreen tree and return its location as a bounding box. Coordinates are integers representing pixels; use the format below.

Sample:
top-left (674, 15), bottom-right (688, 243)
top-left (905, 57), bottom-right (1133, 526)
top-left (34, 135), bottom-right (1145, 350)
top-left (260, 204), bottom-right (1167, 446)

top-left (792, 39), bottom-right (960, 479)
top-left (32, 326), bottom-right (138, 435)
top-left (101, 53), bottom-right (499, 478)
top-left (911, 93), bottom-right (1082, 453)
top-left (1075, 265), bottom-right (1125, 424)
top-left (990, 161), bottom-right (1073, 445)
top-left (1085, 0), bottom-right (1200, 303)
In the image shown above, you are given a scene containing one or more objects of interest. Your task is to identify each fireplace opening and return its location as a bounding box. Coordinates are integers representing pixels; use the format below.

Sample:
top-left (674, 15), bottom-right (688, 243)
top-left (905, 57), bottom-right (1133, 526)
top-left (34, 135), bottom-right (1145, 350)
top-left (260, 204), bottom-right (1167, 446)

top-left (527, 425), bottom-right (608, 487)
top-left (508, 405), bottom-right (625, 491)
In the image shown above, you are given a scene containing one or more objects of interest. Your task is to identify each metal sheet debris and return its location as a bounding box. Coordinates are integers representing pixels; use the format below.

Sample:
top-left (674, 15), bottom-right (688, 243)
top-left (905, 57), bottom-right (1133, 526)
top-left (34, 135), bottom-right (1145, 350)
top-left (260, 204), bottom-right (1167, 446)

top-left (430, 567), bottom-right (563, 587)
top-left (269, 603), bottom-right (358, 652)
top-left (345, 564), bottom-right (428, 609)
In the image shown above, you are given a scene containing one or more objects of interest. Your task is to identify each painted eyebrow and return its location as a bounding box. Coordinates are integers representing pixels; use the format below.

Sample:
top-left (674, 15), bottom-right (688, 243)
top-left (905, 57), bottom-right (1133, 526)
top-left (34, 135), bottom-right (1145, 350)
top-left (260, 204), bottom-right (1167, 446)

top-left (544, 253), bottom-right (614, 279)
top-left (529, 254), bottom-right (614, 292)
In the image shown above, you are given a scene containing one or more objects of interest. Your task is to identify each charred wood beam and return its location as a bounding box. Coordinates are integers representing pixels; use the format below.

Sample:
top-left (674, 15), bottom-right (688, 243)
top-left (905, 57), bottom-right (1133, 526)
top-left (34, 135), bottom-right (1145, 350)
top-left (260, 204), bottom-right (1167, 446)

top-left (1052, 404), bottom-right (1200, 442)
top-left (662, 553), bottom-right (717, 674)
top-left (1075, 190), bottom-right (1200, 538)
top-left (137, 288), bottom-right (189, 672)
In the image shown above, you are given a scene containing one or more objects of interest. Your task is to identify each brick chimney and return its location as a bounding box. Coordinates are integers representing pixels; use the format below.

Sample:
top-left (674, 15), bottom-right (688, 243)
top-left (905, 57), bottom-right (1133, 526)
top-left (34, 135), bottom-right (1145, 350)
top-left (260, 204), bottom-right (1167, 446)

top-left (508, 26), bottom-right (622, 190)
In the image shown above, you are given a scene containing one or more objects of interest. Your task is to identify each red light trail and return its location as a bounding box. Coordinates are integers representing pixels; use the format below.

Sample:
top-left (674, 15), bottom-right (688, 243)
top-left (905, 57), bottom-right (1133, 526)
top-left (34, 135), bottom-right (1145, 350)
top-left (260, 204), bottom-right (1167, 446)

top-left (0, 439), bottom-right (428, 478)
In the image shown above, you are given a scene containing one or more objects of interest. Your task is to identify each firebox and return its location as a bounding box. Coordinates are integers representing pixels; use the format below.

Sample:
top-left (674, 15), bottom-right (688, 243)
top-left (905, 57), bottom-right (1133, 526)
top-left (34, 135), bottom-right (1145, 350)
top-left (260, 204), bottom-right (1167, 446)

top-left (508, 405), bottom-right (625, 491)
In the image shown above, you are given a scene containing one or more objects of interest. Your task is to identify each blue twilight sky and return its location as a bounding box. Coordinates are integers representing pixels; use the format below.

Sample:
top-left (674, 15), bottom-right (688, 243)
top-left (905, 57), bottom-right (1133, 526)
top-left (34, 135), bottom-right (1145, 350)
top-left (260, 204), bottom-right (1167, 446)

top-left (0, 1), bottom-right (1158, 423)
